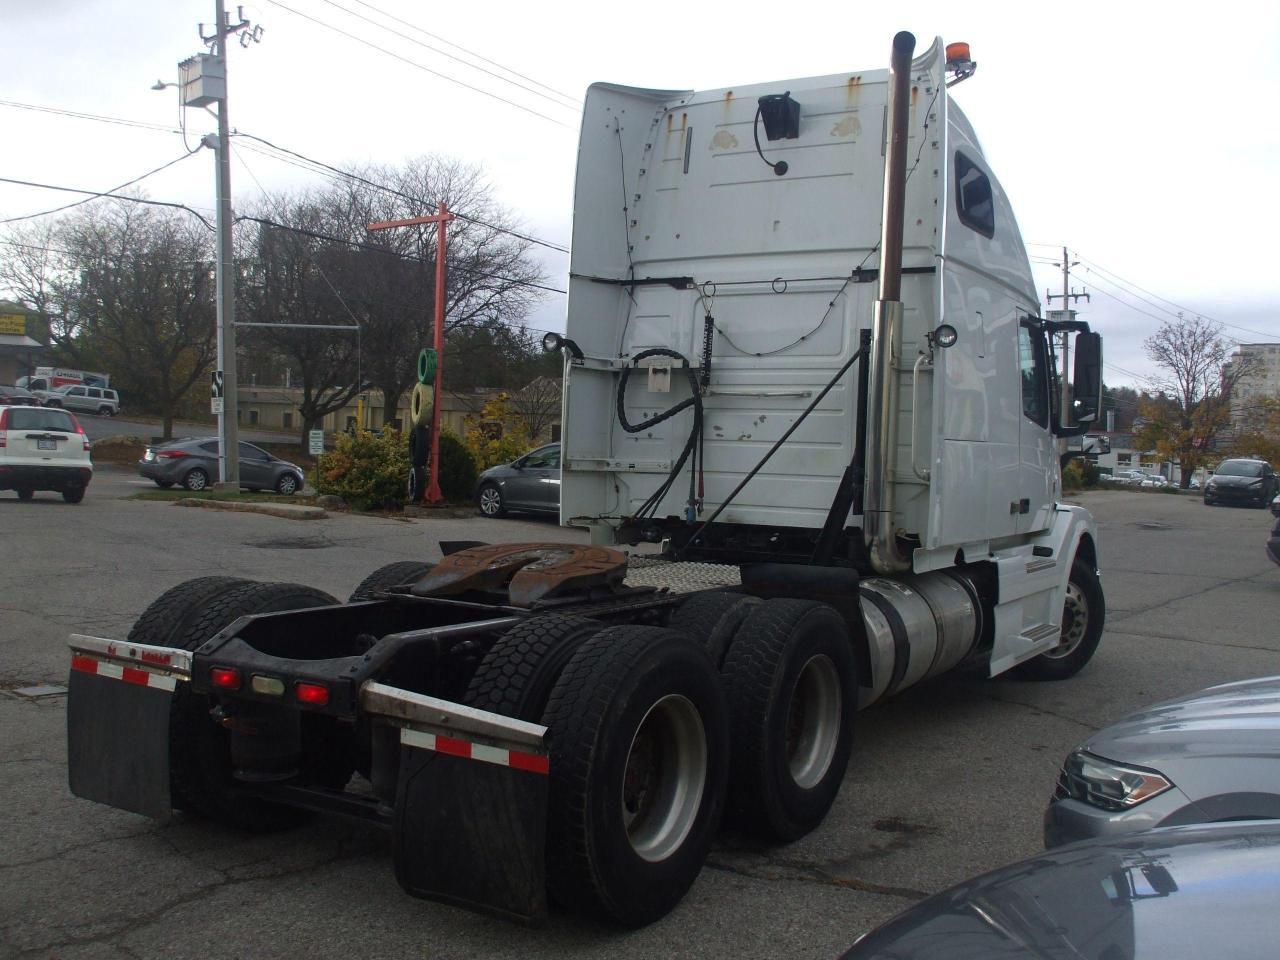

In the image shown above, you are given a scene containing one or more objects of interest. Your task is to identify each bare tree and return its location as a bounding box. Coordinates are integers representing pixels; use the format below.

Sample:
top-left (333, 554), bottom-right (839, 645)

top-left (36, 200), bottom-right (217, 437)
top-left (509, 375), bottom-right (562, 443)
top-left (1135, 314), bottom-right (1257, 487)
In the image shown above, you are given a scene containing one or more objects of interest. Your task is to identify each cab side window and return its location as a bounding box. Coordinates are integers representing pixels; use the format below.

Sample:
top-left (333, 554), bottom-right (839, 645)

top-left (1019, 324), bottom-right (1049, 428)
top-left (955, 152), bottom-right (995, 238)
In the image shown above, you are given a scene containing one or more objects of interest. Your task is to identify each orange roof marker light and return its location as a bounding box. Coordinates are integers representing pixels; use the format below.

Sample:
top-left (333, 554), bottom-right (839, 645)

top-left (945, 41), bottom-right (977, 87)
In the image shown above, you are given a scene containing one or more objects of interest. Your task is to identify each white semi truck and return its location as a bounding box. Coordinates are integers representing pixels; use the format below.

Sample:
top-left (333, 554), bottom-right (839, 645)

top-left (65, 33), bottom-right (1104, 929)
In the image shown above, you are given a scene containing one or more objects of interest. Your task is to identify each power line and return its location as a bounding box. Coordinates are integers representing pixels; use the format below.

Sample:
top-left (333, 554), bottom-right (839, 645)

top-left (0, 98), bottom-right (181, 134)
top-left (0, 172), bottom-right (214, 229)
top-left (1, 150), bottom-right (203, 225)
top-left (233, 130), bottom-right (571, 253)
top-left (346, 0), bottom-right (578, 104)
top-left (263, 0), bottom-right (573, 129)
top-left (314, 0), bottom-right (579, 111)
top-left (237, 214), bottom-right (566, 294)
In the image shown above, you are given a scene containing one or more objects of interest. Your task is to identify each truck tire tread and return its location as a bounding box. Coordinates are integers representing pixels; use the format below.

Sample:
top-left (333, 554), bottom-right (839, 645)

top-left (348, 561), bottom-right (436, 603)
top-left (667, 591), bottom-right (761, 667)
top-left (721, 598), bottom-right (857, 842)
top-left (542, 625), bottom-right (728, 927)
top-left (463, 614), bottom-right (603, 721)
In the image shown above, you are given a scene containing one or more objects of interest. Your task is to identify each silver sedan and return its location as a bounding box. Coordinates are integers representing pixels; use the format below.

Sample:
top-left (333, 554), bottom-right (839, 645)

top-left (1045, 676), bottom-right (1280, 846)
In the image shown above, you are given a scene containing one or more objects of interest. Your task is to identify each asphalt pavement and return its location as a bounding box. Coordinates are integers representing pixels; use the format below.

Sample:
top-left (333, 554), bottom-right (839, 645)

top-left (2, 485), bottom-right (1277, 959)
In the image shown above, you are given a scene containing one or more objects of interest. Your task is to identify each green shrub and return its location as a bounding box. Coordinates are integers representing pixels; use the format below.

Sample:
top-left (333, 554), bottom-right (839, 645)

top-left (438, 429), bottom-right (478, 501)
top-left (1062, 458), bottom-right (1100, 491)
top-left (315, 427), bottom-right (409, 511)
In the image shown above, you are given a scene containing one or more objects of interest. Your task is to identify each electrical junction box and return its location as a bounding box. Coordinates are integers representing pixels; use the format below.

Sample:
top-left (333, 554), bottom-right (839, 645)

top-left (179, 54), bottom-right (226, 108)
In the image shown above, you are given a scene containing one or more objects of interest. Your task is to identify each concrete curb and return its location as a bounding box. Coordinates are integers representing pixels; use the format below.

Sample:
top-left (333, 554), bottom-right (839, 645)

top-left (176, 498), bottom-right (327, 520)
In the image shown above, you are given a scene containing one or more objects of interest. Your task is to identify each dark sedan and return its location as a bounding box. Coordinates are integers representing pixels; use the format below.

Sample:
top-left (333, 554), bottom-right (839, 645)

top-left (0, 385), bottom-right (41, 406)
top-left (138, 437), bottom-right (305, 494)
top-left (474, 442), bottom-right (560, 517)
top-left (1203, 458), bottom-right (1277, 507)
top-left (844, 822), bottom-right (1280, 959)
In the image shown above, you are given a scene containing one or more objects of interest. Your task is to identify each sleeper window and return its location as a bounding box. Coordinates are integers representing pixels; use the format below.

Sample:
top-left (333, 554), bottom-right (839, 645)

top-left (955, 152), bottom-right (995, 238)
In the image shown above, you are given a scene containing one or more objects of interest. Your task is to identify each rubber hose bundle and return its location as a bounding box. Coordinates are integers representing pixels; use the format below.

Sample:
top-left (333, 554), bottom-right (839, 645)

top-left (616, 348), bottom-right (704, 522)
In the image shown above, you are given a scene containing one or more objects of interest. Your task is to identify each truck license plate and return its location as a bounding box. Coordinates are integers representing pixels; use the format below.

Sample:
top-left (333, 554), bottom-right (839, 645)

top-left (37, 438), bottom-right (56, 450)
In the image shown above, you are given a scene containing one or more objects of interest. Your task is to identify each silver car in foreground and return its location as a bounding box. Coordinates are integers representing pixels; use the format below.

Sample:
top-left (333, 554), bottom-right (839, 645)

top-left (1045, 676), bottom-right (1280, 847)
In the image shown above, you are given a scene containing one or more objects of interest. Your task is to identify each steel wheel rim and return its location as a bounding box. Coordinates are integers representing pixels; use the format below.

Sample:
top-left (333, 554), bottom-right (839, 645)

top-left (786, 654), bottom-right (842, 789)
top-left (621, 693), bottom-right (707, 863)
top-left (187, 470), bottom-right (207, 491)
top-left (480, 487), bottom-right (501, 515)
top-left (1044, 582), bottom-right (1088, 659)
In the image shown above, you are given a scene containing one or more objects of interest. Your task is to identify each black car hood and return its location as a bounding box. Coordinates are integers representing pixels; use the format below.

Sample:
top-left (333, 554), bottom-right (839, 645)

top-left (1207, 475), bottom-right (1262, 488)
top-left (844, 822), bottom-right (1280, 959)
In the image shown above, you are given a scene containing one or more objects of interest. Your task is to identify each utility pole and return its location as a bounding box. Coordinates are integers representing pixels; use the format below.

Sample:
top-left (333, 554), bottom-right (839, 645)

top-left (1046, 245), bottom-right (1089, 428)
top-left (175, 3), bottom-right (259, 488)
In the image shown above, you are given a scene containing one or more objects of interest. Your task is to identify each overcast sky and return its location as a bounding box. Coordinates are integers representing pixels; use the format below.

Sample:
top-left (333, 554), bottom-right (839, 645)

top-left (4, 0), bottom-right (1278, 388)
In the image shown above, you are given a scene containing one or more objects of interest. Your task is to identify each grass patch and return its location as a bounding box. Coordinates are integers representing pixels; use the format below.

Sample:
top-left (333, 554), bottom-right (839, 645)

top-left (129, 489), bottom-right (319, 505)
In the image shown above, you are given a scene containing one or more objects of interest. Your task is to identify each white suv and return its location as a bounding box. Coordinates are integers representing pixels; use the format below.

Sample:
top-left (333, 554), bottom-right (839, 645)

top-left (0, 405), bottom-right (93, 503)
top-left (45, 385), bottom-right (121, 416)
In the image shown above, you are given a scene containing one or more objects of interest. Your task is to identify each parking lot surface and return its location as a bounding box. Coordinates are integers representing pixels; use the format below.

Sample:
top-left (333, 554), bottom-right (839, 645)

top-left (2, 482), bottom-right (1277, 959)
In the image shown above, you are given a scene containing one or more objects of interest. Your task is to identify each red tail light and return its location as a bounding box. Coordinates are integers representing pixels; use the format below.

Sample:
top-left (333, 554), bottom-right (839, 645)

top-left (295, 682), bottom-right (329, 706)
top-left (0, 406), bottom-right (7, 446)
top-left (210, 667), bottom-right (242, 691)
top-left (69, 414), bottom-right (90, 450)
top-left (157, 450), bottom-right (189, 459)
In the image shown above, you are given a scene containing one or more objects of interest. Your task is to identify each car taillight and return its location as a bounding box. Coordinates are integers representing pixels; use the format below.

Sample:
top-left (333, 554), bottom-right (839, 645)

top-left (295, 682), bottom-right (329, 706)
top-left (0, 407), bottom-right (7, 445)
top-left (157, 450), bottom-right (189, 459)
top-left (210, 667), bottom-right (242, 691)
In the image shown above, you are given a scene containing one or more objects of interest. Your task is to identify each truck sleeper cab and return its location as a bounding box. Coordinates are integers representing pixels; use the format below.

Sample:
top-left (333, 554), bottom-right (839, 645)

top-left (64, 32), bottom-right (1104, 930)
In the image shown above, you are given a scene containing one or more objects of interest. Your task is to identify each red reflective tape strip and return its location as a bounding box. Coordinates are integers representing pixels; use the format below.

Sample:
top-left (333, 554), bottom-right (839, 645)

top-left (434, 735), bottom-right (472, 759)
top-left (121, 666), bottom-right (150, 687)
top-left (508, 751), bottom-right (550, 775)
top-left (71, 654), bottom-right (98, 675)
top-left (399, 727), bottom-right (547, 774)
top-left (69, 654), bottom-right (178, 692)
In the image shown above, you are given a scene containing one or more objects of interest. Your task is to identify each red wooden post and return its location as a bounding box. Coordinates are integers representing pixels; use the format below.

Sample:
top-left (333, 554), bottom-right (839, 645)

top-left (368, 204), bottom-right (455, 504)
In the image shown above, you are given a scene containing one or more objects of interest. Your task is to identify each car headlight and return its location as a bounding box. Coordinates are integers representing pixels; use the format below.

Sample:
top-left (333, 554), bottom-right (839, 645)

top-left (1058, 751), bottom-right (1173, 811)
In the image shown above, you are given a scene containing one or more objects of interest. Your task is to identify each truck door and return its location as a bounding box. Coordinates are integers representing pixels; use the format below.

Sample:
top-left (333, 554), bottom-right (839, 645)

top-left (1017, 321), bottom-right (1055, 532)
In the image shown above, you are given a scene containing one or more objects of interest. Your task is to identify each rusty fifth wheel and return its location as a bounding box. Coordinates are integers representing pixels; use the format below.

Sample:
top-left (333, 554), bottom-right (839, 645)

top-left (542, 625), bottom-right (729, 927)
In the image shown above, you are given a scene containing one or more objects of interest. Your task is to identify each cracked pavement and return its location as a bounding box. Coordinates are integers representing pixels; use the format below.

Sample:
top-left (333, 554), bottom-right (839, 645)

top-left (2, 476), bottom-right (1278, 958)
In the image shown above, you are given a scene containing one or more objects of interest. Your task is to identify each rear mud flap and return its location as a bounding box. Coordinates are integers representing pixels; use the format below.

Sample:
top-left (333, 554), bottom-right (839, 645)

top-left (361, 681), bottom-right (550, 925)
top-left (394, 738), bottom-right (548, 925)
top-left (66, 636), bottom-right (189, 821)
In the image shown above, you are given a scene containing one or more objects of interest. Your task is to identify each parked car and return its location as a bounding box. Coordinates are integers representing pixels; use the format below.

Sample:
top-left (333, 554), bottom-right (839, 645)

top-left (843, 821), bottom-right (1280, 959)
top-left (1104, 468), bottom-right (1148, 486)
top-left (1203, 458), bottom-right (1277, 507)
top-left (0, 404), bottom-right (93, 503)
top-left (1044, 675), bottom-right (1280, 847)
top-left (1269, 497), bottom-right (1280, 566)
top-left (1139, 474), bottom-right (1170, 489)
top-left (43, 384), bottom-right (121, 417)
top-left (0, 385), bottom-right (41, 406)
top-left (137, 438), bottom-right (304, 494)
top-left (474, 442), bottom-right (560, 517)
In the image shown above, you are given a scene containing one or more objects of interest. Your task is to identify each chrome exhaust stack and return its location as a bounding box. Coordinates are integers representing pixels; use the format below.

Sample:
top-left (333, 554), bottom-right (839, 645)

top-left (864, 30), bottom-right (916, 574)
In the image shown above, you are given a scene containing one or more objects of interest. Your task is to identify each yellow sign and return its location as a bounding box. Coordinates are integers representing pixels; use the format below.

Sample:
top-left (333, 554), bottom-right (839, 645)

top-left (0, 314), bottom-right (27, 336)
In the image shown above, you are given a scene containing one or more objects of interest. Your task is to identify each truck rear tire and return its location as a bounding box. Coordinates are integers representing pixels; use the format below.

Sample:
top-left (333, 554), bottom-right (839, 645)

top-left (542, 625), bottom-right (729, 927)
top-left (463, 614), bottom-right (604, 720)
top-left (348, 561), bottom-right (436, 602)
top-left (667, 591), bottom-right (761, 667)
top-left (721, 599), bottom-right (857, 842)
top-left (170, 581), bottom-right (342, 831)
top-left (1013, 557), bottom-right (1105, 681)
top-left (127, 576), bottom-right (251, 649)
